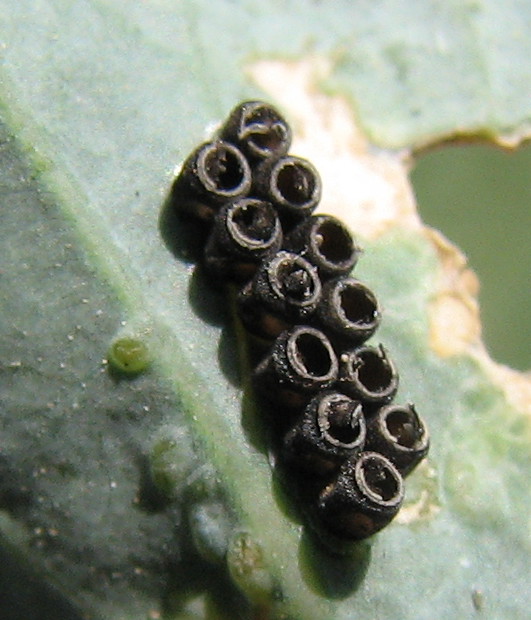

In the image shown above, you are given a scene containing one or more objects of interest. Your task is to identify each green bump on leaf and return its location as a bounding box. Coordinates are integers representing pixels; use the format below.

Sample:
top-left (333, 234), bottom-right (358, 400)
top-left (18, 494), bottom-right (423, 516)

top-left (188, 501), bottom-right (234, 565)
top-left (226, 532), bottom-right (275, 608)
top-left (108, 337), bottom-right (150, 375)
top-left (150, 437), bottom-right (193, 499)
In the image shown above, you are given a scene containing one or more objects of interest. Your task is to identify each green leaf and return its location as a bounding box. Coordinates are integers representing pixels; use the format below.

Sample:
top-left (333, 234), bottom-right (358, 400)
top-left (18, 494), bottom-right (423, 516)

top-left (1, 2), bottom-right (530, 619)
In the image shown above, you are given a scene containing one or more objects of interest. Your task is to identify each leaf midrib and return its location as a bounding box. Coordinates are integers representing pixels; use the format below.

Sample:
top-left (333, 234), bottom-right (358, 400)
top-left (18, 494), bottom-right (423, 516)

top-left (0, 68), bottom-right (334, 620)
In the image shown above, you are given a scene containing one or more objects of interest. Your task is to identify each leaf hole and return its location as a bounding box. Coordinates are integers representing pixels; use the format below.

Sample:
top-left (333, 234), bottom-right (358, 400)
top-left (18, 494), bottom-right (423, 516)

top-left (411, 142), bottom-right (531, 370)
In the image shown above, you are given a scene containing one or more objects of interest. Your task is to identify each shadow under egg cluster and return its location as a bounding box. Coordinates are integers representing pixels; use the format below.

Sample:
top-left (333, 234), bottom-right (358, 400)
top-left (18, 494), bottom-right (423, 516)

top-left (171, 100), bottom-right (429, 547)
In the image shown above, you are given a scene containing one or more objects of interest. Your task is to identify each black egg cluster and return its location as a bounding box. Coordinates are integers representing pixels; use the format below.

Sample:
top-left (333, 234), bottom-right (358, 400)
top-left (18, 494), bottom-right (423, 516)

top-left (172, 101), bottom-right (429, 544)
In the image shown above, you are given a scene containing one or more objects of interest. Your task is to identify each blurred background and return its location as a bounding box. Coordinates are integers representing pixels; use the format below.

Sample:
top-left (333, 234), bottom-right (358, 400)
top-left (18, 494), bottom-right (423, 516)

top-left (411, 142), bottom-right (530, 372)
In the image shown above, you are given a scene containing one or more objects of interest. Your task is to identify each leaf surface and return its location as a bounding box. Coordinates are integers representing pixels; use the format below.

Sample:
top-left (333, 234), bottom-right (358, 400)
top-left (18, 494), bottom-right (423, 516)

top-left (0, 2), bottom-right (530, 619)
